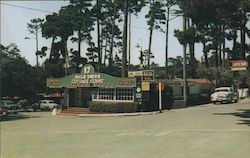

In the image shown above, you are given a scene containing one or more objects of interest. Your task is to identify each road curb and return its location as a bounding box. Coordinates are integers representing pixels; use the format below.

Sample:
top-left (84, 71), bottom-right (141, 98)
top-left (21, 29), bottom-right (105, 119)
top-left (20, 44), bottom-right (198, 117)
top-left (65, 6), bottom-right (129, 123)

top-left (78, 111), bottom-right (160, 117)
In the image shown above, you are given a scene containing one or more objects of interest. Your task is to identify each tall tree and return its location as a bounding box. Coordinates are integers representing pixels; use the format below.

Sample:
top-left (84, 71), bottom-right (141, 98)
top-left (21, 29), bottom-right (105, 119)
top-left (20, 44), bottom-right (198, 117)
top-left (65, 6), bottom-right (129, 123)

top-left (163, 0), bottom-right (176, 79)
top-left (69, 0), bottom-right (94, 59)
top-left (145, 0), bottom-right (166, 66)
top-left (27, 18), bottom-right (44, 67)
top-left (122, 0), bottom-right (128, 77)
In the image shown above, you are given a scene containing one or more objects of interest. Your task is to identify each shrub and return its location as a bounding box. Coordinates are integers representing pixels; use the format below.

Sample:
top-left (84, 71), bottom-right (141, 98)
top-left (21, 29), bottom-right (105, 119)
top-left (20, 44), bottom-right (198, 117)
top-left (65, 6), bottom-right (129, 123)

top-left (89, 101), bottom-right (138, 113)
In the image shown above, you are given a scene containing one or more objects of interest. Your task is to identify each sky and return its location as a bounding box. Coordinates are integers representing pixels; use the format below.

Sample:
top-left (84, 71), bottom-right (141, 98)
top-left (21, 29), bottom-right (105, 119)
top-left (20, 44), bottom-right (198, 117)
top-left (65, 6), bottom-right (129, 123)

top-left (1, 0), bottom-right (205, 67)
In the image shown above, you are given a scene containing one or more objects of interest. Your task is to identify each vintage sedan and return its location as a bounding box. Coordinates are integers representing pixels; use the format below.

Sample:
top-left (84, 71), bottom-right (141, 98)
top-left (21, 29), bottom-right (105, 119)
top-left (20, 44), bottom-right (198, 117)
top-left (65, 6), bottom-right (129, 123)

top-left (0, 100), bottom-right (19, 113)
top-left (210, 87), bottom-right (239, 104)
top-left (39, 100), bottom-right (59, 111)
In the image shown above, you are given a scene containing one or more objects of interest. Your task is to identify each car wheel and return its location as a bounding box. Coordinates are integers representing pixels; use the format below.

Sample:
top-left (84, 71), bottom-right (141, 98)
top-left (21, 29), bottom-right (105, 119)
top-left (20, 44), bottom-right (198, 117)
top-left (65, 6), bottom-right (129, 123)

top-left (3, 112), bottom-right (7, 116)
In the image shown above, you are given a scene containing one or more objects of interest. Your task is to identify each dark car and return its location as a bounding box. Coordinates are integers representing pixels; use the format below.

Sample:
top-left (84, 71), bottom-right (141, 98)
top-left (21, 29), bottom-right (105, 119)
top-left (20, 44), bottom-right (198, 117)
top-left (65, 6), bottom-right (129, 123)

top-left (0, 107), bottom-right (8, 116)
top-left (17, 100), bottom-right (40, 112)
top-left (0, 100), bottom-right (19, 113)
top-left (25, 102), bottom-right (40, 112)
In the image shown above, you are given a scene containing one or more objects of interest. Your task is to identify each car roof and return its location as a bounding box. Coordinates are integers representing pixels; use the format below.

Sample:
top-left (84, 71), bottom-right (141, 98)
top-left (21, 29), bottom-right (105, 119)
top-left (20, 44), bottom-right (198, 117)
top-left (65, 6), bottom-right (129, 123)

top-left (40, 100), bottom-right (54, 102)
top-left (215, 87), bottom-right (231, 90)
top-left (1, 100), bottom-right (14, 102)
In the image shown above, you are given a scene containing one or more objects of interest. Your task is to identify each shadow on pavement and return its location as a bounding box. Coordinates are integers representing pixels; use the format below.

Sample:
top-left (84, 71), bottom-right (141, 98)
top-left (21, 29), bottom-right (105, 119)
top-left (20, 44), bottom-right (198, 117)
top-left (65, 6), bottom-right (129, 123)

top-left (214, 109), bottom-right (250, 126)
top-left (0, 113), bottom-right (40, 122)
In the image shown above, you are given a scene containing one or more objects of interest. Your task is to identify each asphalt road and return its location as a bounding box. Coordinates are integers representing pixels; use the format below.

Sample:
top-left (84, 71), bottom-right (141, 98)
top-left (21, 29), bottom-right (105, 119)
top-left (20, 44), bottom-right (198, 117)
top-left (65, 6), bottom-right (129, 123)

top-left (1, 99), bottom-right (250, 158)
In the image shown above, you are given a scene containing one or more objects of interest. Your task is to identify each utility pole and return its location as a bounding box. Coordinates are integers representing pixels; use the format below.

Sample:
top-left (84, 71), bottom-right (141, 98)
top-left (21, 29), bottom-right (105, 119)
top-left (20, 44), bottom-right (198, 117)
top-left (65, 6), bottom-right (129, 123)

top-left (122, 0), bottom-right (128, 77)
top-left (183, 15), bottom-right (187, 107)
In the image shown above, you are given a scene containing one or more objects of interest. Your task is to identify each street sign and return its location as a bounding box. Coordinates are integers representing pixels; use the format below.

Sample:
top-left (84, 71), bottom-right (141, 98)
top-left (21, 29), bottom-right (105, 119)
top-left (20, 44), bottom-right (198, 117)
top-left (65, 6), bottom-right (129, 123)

top-left (128, 71), bottom-right (142, 77)
top-left (156, 82), bottom-right (165, 91)
top-left (142, 70), bottom-right (154, 81)
top-left (141, 81), bottom-right (150, 91)
top-left (230, 60), bottom-right (248, 71)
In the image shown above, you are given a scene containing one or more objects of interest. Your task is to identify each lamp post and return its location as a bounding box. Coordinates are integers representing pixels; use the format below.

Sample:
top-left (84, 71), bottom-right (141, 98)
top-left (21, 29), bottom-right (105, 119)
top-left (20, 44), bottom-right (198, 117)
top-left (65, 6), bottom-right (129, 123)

top-left (136, 39), bottom-right (143, 67)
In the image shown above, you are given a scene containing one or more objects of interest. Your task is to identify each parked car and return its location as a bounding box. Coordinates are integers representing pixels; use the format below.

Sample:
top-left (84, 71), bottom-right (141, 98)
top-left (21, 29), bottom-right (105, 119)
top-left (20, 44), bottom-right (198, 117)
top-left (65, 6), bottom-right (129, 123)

top-left (0, 106), bottom-right (8, 116)
top-left (17, 99), bottom-right (29, 109)
top-left (39, 100), bottom-right (59, 111)
top-left (210, 87), bottom-right (239, 104)
top-left (0, 100), bottom-right (19, 113)
top-left (22, 102), bottom-right (40, 112)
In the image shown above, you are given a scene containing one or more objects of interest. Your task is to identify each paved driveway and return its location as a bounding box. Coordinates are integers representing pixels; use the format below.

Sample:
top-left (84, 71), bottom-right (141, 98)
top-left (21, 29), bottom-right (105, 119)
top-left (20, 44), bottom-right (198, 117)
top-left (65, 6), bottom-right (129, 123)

top-left (1, 99), bottom-right (250, 158)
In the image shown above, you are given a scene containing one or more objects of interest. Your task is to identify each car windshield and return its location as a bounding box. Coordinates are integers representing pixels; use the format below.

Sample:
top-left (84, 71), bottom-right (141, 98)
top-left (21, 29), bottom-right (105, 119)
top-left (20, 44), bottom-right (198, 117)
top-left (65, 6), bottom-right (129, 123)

top-left (215, 89), bottom-right (230, 92)
top-left (48, 101), bottom-right (55, 103)
top-left (3, 101), bottom-right (15, 104)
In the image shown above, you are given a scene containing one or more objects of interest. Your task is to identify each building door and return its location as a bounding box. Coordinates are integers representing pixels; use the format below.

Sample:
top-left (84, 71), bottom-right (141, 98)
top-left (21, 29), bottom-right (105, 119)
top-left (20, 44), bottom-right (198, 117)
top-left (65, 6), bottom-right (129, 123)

top-left (81, 88), bottom-right (92, 108)
top-left (74, 88), bottom-right (92, 108)
top-left (69, 89), bottom-right (75, 107)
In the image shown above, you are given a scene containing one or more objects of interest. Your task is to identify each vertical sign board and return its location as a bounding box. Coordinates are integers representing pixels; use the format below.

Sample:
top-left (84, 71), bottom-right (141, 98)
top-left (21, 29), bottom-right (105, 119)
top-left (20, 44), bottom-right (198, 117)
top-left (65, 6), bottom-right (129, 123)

top-left (156, 82), bottom-right (165, 113)
top-left (141, 81), bottom-right (150, 91)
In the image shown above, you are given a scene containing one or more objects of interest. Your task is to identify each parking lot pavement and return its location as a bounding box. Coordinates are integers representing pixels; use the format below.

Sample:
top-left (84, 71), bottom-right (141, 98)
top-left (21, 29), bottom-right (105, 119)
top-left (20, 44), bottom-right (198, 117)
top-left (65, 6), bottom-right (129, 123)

top-left (1, 99), bottom-right (250, 158)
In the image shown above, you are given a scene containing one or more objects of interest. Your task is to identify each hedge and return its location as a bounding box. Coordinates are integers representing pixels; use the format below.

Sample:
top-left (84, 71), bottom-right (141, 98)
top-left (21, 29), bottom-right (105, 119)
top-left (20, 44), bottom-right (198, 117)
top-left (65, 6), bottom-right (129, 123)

top-left (89, 101), bottom-right (139, 113)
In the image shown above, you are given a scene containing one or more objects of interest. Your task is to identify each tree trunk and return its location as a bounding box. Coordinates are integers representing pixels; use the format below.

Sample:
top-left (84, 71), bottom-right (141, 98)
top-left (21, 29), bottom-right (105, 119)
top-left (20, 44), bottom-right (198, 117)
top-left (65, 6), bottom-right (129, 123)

top-left (232, 30), bottom-right (237, 60)
top-left (128, 12), bottom-right (131, 66)
top-left (147, 0), bottom-right (155, 67)
top-left (182, 15), bottom-right (187, 107)
top-left (78, 30), bottom-right (81, 57)
top-left (203, 42), bottom-right (209, 68)
top-left (35, 31), bottom-right (39, 67)
top-left (104, 36), bottom-right (108, 66)
top-left (215, 47), bottom-right (219, 67)
top-left (165, 6), bottom-right (170, 79)
top-left (222, 26), bottom-right (226, 68)
top-left (96, 0), bottom-right (101, 72)
top-left (241, 28), bottom-right (246, 60)
top-left (148, 28), bottom-right (153, 66)
top-left (215, 27), bottom-right (219, 67)
top-left (110, 0), bottom-right (116, 66)
top-left (122, 0), bottom-right (128, 77)
top-left (49, 36), bottom-right (55, 59)
top-left (63, 38), bottom-right (68, 76)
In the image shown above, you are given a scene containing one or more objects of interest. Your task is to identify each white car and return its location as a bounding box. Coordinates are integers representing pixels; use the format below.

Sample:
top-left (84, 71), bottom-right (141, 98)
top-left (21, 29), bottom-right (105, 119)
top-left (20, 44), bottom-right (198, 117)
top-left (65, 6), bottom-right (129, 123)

top-left (210, 87), bottom-right (239, 104)
top-left (39, 100), bottom-right (59, 111)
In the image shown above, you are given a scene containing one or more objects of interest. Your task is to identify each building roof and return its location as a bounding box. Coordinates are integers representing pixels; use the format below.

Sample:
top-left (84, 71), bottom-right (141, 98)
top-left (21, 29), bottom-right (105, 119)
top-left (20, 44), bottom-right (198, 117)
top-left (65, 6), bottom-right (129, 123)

top-left (187, 79), bottom-right (211, 84)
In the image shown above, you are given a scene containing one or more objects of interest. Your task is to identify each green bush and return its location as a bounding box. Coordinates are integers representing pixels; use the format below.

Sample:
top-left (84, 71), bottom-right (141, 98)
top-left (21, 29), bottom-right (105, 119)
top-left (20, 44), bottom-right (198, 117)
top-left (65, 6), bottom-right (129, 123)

top-left (89, 101), bottom-right (138, 113)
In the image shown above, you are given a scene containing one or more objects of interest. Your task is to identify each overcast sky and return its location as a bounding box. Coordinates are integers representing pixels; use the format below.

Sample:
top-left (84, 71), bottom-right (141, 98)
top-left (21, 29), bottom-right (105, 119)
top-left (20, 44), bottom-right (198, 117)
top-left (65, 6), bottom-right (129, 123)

top-left (1, 0), bottom-right (206, 67)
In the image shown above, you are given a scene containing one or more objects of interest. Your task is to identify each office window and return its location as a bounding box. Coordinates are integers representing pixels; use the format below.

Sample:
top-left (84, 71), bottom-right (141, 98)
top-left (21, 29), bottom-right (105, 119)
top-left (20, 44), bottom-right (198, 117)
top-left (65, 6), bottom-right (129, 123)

top-left (116, 88), bottom-right (134, 101)
top-left (92, 88), bottom-right (134, 102)
top-left (98, 88), bottom-right (114, 100)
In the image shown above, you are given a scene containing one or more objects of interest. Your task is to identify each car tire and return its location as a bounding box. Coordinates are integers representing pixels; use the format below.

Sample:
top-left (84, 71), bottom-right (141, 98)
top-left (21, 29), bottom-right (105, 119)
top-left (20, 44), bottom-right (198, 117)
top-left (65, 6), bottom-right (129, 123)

top-left (3, 112), bottom-right (8, 116)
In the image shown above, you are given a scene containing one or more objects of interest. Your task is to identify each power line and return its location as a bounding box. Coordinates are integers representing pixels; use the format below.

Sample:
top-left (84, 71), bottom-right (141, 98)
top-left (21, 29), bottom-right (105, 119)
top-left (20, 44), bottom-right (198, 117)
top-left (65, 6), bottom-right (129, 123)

top-left (0, 2), bottom-right (54, 13)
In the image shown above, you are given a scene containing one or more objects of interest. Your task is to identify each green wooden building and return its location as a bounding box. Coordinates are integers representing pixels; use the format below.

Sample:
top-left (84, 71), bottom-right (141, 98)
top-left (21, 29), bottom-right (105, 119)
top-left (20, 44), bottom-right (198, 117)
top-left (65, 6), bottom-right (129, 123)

top-left (47, 65), bottom-right (138, 111)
